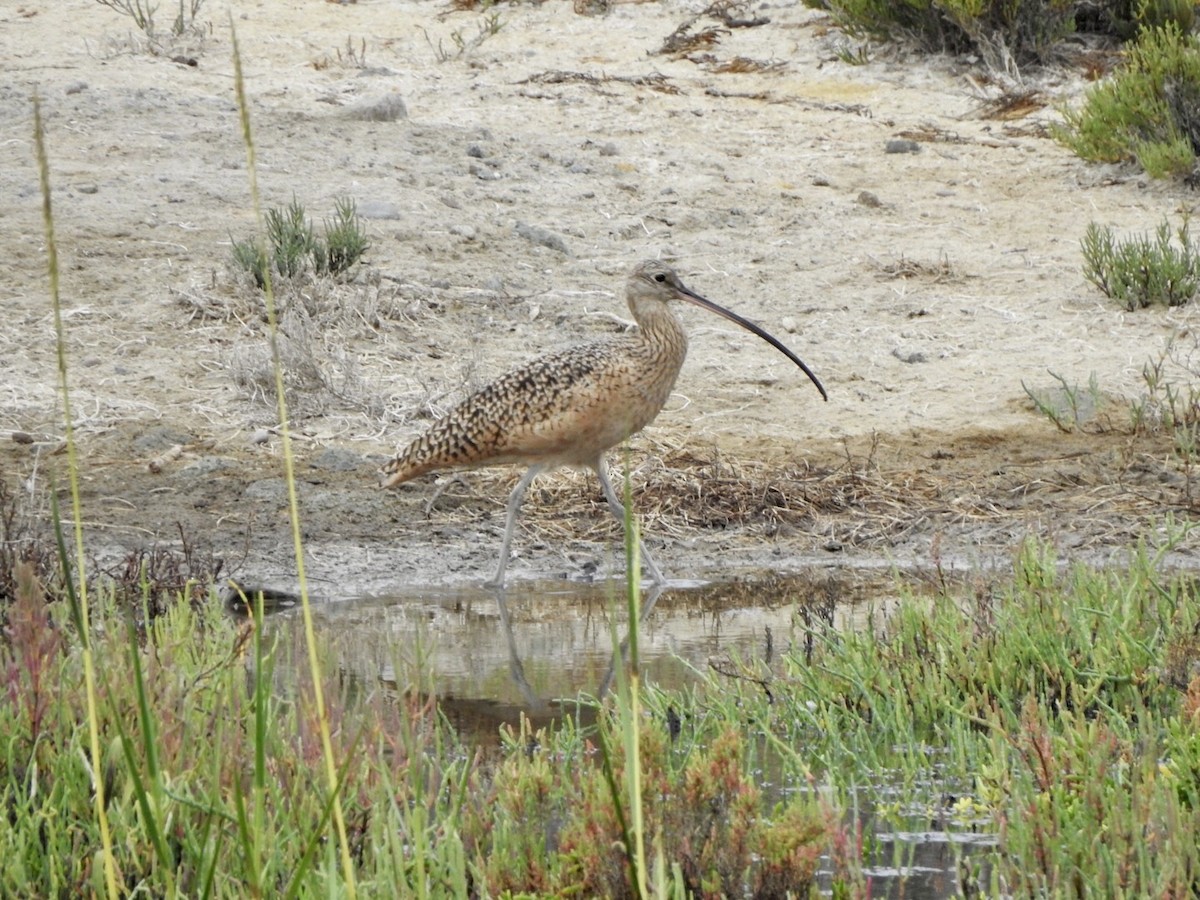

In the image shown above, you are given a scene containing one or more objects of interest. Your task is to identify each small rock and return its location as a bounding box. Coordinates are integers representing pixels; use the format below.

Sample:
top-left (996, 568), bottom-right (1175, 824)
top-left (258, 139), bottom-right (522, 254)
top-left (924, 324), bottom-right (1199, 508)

top-left (347, 92), bottom-right (407, 122)
top-left (466, 143), bottom-right (487, 158)
top-left (309, 448), bottom-right (366, 472)
top-left (243, 478), bottom-right (288, 502)
top-left (780, 316), bottom-right (798, 334)
top-left (11, 432), bottom-right (34, 445)
top-left (357, 200), bottom-right (402, 220)
top-left (515, 222), bottom-right (569, 254)
top-left (823, 540), bottom-right (844, 552)
top-left (76, 183), bottom-right (99, 195)
top-left (65, 81), bottom-right (88, 95)
top-left (132, 426), bottom-right (192, 454)
top-left (449, 223), bottom-right (477, 241)
top-left (178, 457), bottom-right (236, 478)
top-left (892, 347), bottom-right (927, 364)
top-left (469, 162), bottom-right (501, 181)
top-left (856, 190), bottom-right (882, 208)
top-left (885, 138), bottom-right (921, 154)
top-left (248, 428), bottom-right (272, 445)
top-left (598, 142), bottom-right (619, 157)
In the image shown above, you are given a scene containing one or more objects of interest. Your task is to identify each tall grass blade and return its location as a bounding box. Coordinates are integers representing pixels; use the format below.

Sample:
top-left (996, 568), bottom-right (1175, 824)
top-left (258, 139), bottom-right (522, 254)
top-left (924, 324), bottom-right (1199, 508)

top-left (33, 91), bottom-right (121, 900)
top-left (107, 613), bottom-right (177, 890)
top-left (228, 22), bottom-right (357, 894)
top-left (282, 728), bottom-right (364, 900)
top-left (619, 460), bottom-right (648, 898)
top-left (251, 588), bottom-right (268, 847)
top-left (591, 451), bottom-right (650, 897)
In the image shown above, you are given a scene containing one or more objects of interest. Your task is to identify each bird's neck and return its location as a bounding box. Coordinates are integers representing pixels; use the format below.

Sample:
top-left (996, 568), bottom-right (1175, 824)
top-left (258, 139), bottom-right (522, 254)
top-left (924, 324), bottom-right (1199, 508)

top-left (631, 299), bottom-right (687, 354)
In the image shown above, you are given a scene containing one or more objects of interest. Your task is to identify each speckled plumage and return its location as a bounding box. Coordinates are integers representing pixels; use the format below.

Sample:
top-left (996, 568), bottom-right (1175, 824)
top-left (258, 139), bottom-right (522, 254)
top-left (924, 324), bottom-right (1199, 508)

top-left (381, 302), bottom-right (685, 485)
top-left (380, 259), bottom-right (826, 587)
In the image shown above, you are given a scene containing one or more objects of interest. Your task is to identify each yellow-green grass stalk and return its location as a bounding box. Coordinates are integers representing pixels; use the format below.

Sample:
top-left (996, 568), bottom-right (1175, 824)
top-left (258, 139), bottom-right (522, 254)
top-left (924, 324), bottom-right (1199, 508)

top-left (594, 449), bottom-right (650, 896)
top-left (228, 22), bottom-right (356, 894)
top-left (619, 459), bottom-right (648, 898)
top-left (32, 93), bottom-right (121, 900)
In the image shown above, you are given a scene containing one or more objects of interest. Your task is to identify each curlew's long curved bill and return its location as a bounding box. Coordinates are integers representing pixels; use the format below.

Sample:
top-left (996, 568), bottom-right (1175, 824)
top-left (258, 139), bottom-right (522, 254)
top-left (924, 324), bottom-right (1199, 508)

top-left (673, 284), bottom-right (828, 402)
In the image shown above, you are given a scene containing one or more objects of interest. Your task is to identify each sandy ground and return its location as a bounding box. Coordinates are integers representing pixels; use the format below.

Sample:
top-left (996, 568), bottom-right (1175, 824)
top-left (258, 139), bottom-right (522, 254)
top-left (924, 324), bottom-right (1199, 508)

top-left (2, 0), bottom-right (1199, 597)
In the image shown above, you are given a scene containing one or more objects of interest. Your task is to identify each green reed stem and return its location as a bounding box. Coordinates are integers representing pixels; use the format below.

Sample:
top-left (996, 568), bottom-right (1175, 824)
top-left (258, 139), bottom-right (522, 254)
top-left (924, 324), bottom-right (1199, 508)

top-left (228, 22), bottom-right (356, 895)
top-left (620, 460), bottom-right (648, 898)
top-left (32, 92), bottom-right (121, 899)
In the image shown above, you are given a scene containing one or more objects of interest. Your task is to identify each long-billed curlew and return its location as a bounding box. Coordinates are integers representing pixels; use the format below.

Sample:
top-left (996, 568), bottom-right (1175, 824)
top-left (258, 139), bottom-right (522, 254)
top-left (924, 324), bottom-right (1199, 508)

top-left (380, 260), bottom-right (827, 587)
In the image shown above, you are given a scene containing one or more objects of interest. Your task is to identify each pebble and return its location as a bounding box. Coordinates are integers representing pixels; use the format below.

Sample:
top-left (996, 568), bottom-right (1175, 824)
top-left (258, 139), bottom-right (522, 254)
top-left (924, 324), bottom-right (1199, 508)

top-left (885, 138), bottom-right (921, 154)
top-left (347, 92), bottom-right (407, 122)
top-left (515, 221), bottom-right (569, 254)
top-left (177, 457), bottom-right (236, 478)
top-left (243, 478), bottom-right (288, 502)
top-left (309, 447), bottom-right (366, 472)
top-left (892, 347), bottom-right (927, 364)
top-left (469, 162), bottom-right (501, 181)
top-left (132, 426), bottom-right (192, 454)
top-left (357, 200), bottom-right (402, 220)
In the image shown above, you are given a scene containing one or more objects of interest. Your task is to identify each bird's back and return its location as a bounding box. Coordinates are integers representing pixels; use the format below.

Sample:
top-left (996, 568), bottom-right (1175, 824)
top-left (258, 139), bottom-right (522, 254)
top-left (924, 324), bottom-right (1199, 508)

top-left (381, 330), bottom-right (684, 486)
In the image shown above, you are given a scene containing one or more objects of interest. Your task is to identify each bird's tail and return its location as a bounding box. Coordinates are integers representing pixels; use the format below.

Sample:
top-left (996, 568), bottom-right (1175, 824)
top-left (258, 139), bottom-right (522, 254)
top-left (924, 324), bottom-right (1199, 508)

top-left (379, 453), bottom-right (423, 489)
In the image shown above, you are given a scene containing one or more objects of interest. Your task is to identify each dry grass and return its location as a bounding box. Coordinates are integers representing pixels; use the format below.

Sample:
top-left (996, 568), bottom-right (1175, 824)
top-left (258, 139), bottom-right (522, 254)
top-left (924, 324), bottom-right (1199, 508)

top-left (411, 429), bottom-right (1190, 556)
top-left (518, 70), bottom-right (682, 95)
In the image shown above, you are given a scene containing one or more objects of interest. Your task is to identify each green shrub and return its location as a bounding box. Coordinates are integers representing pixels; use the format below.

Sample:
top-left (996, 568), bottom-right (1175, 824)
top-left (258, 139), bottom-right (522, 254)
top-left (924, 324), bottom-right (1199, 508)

top-left (1081, 216), bottom-right (1200, 308)
top-left (803, 0), bottom-right (1077, 67)
top-left (1075, 0), bottom-right (1197, 39)
top-left (231, 196), bottom-right (369, 288)
top-left (264, 198), bottom-right (316, 279)
top-left (1059, 24), bottom-right (1200, 178)
top-left (313, 197), bottom-right (369, 277)
top-left (806, 1), bottom-right (1197, 70)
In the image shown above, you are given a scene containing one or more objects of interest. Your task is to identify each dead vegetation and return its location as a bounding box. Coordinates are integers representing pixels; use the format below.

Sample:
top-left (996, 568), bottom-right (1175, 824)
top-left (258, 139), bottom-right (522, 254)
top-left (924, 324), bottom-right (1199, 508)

top-left (656, 0), bottom-right (770, 60)
top-left (414, 427), bottom-right (1195, 558)
top-left (873, 253), bottom-right (961, 282)
top-left (517, 70), bottom-right (681, 95)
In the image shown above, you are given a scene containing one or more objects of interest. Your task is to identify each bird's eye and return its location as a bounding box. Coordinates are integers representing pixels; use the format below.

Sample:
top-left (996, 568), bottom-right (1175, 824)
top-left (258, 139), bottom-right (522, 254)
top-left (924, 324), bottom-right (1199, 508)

top-left (654, 273), bottom-right (666, 283)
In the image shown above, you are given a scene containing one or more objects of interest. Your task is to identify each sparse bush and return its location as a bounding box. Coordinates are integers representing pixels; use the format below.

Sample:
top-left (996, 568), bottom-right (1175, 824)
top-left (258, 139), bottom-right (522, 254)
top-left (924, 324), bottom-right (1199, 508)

top-left (1023, 370), bottom-right (1108, 432)
top-left (1081, 216), bottom-right (1200, 309)
top-left (231, 196), bottom-right (369, 289)
top-left (264, 198), bottom-right (317, 280)
top-left (230, 236), bottom-right (270, 289)
top-left (313, 197), bottom-right (370, 277)
top-left (478, 719), bottom-right (833, 897)
top-left (806, 1), bottom-right (1197, 72)
top-left (94, 0), bottom-right (206, 39)
top-left (1075, 0), bottom-right (1196, 40)
top-left (803, 0), bottom-right (1077, 69)
top-left (1059, 24), bottom-right (1200, 178)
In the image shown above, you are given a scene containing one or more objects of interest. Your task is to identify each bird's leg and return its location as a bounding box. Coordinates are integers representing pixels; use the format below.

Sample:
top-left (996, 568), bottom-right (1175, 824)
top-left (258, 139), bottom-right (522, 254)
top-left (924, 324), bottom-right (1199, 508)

top-left (484, 464), bottom-right (546, 589)
top-left (423, 473), bottom-right (471, 517)
top-left (594, 461), bottom-right (667, 586)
